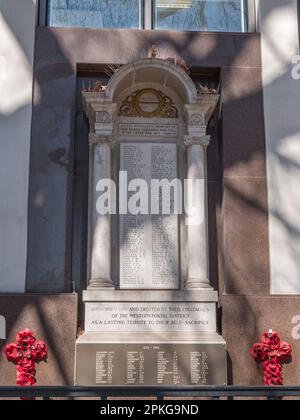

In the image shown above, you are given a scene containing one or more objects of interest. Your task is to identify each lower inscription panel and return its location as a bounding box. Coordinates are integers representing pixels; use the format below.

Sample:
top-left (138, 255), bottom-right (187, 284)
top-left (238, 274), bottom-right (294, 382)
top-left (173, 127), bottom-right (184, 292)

top-left (76, 343), bottom-right (227, 386)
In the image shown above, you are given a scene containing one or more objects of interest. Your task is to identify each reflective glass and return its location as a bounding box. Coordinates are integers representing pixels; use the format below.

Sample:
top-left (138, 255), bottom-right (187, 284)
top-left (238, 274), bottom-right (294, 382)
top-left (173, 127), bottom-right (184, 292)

top-left (48, 0), bottom-right (142, 29)
top-left (155, 0), bottom-right (247, 32)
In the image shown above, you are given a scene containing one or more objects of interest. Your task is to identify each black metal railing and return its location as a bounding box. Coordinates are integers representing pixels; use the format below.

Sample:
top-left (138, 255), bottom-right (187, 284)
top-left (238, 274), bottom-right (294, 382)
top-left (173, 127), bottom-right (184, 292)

top-left (0, 386), bottom-right (300, 400)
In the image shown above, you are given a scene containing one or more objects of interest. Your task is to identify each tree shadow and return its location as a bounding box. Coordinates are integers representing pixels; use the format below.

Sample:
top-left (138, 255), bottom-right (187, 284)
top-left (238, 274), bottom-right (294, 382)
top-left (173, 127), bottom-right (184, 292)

top-left (0, 0), bottom-right (300, 387)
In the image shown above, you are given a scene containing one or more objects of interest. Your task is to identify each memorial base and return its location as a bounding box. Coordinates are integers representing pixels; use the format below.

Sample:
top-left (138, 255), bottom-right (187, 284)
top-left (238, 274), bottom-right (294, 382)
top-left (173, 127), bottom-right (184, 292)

top-left (75, 332), bottom-right (227, 386)
top-left (75, 290), bottom-right (227, 386)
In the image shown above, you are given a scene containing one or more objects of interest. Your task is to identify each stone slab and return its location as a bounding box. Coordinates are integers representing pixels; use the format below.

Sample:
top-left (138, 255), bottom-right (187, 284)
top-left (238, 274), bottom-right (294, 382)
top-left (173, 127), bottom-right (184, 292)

top-left (75, 332), bottom-right (227, 386)
top-left (118, 122), bottom-right (179, 138)
top-left (120, 142), bottom-right (179, 289)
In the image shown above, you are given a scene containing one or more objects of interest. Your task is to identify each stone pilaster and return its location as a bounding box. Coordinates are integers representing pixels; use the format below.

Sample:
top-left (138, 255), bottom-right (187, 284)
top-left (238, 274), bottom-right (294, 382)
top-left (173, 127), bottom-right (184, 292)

top-left (84, 97), bottom-right (117, 289)
top-left (184, 95), bottom-right (220, 290)
top-left (184, 135), bottom-right (211, 290)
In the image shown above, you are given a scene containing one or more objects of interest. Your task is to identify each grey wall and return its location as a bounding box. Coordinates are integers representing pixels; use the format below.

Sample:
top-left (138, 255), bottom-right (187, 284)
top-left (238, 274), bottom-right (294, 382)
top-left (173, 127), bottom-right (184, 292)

top-left (260, 0), bottom-right (300, 293)
top-left (0, 0), bottom-right (36, 292)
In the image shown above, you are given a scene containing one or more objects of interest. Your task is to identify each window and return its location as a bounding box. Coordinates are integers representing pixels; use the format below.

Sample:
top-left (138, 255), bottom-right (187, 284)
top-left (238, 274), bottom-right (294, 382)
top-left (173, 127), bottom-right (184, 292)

top-left (154, 0), bottom-right (248, 32)
top-left (44, 0), bottom-right (250, 32)
top-left (47, 0), bottom-right (143, 29)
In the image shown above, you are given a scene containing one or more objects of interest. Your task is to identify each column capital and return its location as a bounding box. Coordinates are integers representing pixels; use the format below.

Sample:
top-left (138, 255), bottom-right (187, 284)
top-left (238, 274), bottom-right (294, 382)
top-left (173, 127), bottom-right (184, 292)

top-left (82, 92), bottom-right (116, 121)
top-left (89, 133), bottom-right (116, 148)
top-left (184, 95), bottom-right (220, 127)
top-left (183, 135), bottom-right (211, 148)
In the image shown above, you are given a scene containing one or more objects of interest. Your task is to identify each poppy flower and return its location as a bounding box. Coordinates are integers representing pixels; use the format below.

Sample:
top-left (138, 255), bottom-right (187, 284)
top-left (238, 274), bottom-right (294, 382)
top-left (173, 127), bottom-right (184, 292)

top-left (16, 329), bottom-right (36, 346)
top-left (250, 343), bottom-right (268, 361)
top-left (262, 331), bottom-right (280, 349)
top-left (4, 343), bottom-right (21, 363)
top-left (279, 342), bottom-right (292, 361)
top-left (16, 371), bottom-right (36, 387)
top-left (32, 341), bottom-right (48, 362)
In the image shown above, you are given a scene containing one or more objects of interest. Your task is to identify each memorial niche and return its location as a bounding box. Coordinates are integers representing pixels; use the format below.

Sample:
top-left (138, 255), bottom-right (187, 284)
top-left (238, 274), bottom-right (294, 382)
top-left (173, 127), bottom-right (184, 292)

top-left (77, 58), bottom-right (226, 387)
top-left (82, 63), bottom-right (220, 291)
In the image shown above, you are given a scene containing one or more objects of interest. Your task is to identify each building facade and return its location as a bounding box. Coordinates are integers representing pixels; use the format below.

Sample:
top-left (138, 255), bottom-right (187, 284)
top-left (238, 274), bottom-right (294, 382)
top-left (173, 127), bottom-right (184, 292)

top-left (0, 0), bottom-right (300, 386)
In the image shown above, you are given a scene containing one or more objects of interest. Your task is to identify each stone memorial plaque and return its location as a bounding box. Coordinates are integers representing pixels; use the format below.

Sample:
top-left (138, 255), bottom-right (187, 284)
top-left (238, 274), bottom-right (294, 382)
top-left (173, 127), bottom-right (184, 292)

top-left (76, 343), bottom-right (227, 386)
top-left (85, 302), bottom-right (216, 333)
top-left (120, 143), bottom-right (179, 289)
top-left (119, 123), bottom-right (179, 138)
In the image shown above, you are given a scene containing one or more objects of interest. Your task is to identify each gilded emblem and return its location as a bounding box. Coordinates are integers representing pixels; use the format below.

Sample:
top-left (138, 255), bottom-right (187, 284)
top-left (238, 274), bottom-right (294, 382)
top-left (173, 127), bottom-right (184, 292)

top-left (119, 88), bottom-right (178, 119)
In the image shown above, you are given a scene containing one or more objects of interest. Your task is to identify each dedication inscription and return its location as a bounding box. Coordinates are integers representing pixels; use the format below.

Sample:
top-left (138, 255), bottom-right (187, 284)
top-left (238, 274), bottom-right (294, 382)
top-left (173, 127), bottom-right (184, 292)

top-left (119, 123), bottom-right (179, 138)
top-left (120, 143), bottom-right (179, 289)
top-left (85, 302), bottom-right (216, 333)
top-left (76, 343), bottom-right (227, 386)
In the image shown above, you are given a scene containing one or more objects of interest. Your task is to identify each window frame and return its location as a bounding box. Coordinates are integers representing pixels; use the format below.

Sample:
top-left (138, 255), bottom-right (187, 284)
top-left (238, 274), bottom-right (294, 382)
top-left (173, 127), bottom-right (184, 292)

top-left (39, 0), bottom-right (47, 26)
top-left (39, 0), bottom-right (145, 29)
top-left (39, 0), bottom-right (257, 32)
top-left (298, 0), bottom-right (300, 48)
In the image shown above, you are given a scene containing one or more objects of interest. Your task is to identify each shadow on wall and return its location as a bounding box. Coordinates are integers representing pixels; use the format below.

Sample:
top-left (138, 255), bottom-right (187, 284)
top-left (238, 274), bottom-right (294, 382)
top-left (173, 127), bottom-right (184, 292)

top-left (28, 29), bottom-right (267, 295)
top-left (260, 0), bottom-right (300, 294)
top-left (0, 295), bottom-right (78, 386)
top-left (0, 0), bottom-right (300, 385)
top-left (0, 0), bottom-right (77, 385)
top-left (0, 0), bottom-right (38, 294)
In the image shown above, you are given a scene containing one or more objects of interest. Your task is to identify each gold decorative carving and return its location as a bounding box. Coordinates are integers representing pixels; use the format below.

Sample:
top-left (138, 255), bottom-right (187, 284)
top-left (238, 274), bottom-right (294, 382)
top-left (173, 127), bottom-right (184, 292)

top-left (119, 88), bottom-right (179, 119)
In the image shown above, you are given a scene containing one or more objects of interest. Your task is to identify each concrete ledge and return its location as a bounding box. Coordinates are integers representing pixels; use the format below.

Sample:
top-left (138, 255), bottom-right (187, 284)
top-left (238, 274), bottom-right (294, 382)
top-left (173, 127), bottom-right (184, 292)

top-left (77, 331), bottom-right (225, 344)
top-left (83, 289), bottom-right (219, 302)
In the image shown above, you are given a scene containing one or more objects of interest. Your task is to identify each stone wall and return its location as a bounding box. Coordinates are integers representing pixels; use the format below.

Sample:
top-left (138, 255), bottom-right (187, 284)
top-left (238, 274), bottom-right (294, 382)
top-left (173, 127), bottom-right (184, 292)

top-left (0, 294), bottom-right (77, 385)
top-left (222, 295), bottom-right (300, 385)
